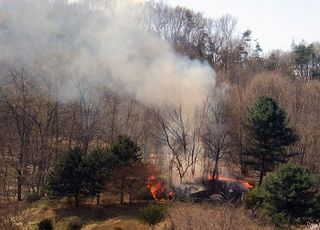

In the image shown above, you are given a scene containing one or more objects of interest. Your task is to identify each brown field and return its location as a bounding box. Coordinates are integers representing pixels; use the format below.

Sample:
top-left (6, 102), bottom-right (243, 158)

top-left (0, 198), bottom-right (276, 230)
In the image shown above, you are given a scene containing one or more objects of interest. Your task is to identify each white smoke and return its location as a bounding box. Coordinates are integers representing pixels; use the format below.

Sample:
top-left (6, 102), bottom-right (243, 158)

top-left (0, 0), bottom-right (215, 110)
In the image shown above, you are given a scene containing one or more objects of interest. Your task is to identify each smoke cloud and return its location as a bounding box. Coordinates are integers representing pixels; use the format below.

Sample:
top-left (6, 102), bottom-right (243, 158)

top-left (0, 0), bottom-right (215, 110)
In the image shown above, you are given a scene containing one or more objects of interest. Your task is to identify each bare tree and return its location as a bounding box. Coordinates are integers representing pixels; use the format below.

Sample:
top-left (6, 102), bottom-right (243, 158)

top-left (0, 67), bottom-right (33, 201)
top-left (202, 85), bottom-right (231, 180)
top-left (74, 81), bottom-right (102, 154)
top-left (154, 102), bottom-right (205, 183)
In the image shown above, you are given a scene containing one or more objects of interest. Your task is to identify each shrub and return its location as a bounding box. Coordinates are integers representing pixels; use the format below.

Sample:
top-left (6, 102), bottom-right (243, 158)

top-left (67, 216), bottom-right (82, 230)
top-left (38, 218), bottom-right (53, 230)
top-left (138, 204), bottom-right (167, 227)
top-left (260, 164), bottom-right (320, 225)
top-left (25, 192), bottom-right (40, 203)
top-left (244, 188), bottom-right (263, 209)
top-left (60, 196), bottom-right (75, 207)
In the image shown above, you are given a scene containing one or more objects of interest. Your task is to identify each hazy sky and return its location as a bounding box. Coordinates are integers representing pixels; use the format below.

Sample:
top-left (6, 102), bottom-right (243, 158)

top-left (165, 0), bottom-right (320, 52)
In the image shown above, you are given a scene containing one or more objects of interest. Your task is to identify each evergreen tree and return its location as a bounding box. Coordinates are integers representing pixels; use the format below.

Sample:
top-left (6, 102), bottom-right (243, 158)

top-left (109, 135), bottom-right (142, 164)
top-left (244, 96), bottom-right (297, 185)
top-left (261, 164), bottom-right (319, 225)
top-left (293, 43), bottom-right (319, 79)
top-left (109, 135), bottom-right (142, 204)
top-left (83, 147), bottom-right (117, 205)
top-left (47, 148), bottom-right (86, 206)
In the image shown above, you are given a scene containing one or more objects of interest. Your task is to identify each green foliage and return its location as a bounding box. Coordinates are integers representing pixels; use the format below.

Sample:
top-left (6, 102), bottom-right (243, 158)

top-left (47, 136), bottom-right (142, 206)
top-left (294, 44), bottom-right (315, 66)
top-left (60, 196), bottom-right (75, 208)
top-left (37, 218), bottom-right (53, 230)
top-left (47, 148), bottom-right (86, 206)
top-left (83, 147), bottom-right (117, 203)
top-left (260, 164), bottom-right (319, 225)
top-left (47, 147), bottom-right (118, 206)
top-left (244, 187), bottom-right (264, 209)
top-left (244, 96), bottom-right (297, 185)
top-left (247, 164), bottom-right (320, 226)
top-left (108, 135), bottom-right (144, 204)
top-left (293, 43), bottom-right (320, 79)
top-left (25, 192), bottom-right (40, 203)
top-left (109, 135), bottom-right (142, 164)
top-left (138, 204), bottom-right (167, 227)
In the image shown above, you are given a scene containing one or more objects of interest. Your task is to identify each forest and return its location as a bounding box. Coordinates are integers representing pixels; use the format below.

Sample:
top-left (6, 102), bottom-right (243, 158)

top-left (0, 0), bottom-right (319, 229)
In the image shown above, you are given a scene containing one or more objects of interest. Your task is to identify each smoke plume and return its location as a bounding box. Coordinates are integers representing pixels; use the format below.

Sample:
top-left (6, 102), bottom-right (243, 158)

top-left (0, 0), bottom-right (215, 110)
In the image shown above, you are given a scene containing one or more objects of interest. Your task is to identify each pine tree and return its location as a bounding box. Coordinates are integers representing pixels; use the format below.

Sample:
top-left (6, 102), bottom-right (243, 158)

top-left (47, 148), bottom-right (86, 206)
top-left (83, 147), bottom-right (117, 205)
top-left (109, 135), bottom-right (142, 204)
top-left (244, 96), bottom-right (297, 185)
top-left (109, 135), bottom-right (142, 164)
top-left (261, 164), bottom-right (319, 225)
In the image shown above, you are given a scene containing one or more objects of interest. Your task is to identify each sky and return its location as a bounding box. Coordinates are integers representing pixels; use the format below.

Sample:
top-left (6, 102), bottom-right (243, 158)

top-left (165, 0), bottom-right (320, 52)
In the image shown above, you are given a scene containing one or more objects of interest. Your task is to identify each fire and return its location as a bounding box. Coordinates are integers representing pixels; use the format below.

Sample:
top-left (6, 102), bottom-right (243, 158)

top-left (147, 176), bottom-right (166, 200)
top-left (208, 175), bottom-right (253, 189)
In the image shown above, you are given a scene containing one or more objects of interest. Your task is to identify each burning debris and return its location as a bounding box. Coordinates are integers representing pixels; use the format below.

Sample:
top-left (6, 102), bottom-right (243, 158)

top-left (144, 173), bottom-right (253, 205)
top-left (145, 172), bottom-right (253, 204)
top-left (172, 176), bottom-right (253, 204)
top-left (147, 176), bottom-right (173, 200)
top-left (208, 176), bottom-right (253, 190)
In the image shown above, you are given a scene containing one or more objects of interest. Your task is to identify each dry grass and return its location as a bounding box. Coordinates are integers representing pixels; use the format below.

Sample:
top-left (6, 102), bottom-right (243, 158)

top-left (5, 198), bottom-right (276, 230)
top-left (0, 201), bottom-right (30, 229)
top-left (83, 218), bottom-right (151, 230)
top-left (10, 199), bottom-right (155, 229)
top-left (167, 202), bottom-right (272, 230)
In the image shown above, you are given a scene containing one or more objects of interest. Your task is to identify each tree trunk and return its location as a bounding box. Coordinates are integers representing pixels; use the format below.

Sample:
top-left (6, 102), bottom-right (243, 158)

top-left (259, 155), bottom-right (265, 186)
top-left (96, 193), bottom-right (100, 206)
top-left (212, 158), bottom-right (219, 180)
top-left (258, 170), bottom-right (264, 186)
top-left (75, 195), bottom-right (79, 207)
top-left (17, 170), bottom-right (22, 201)
top-left (179, 174), bottom-right (183, 184)
top-left (129, 193), bottom-right (132, 203)
top-left (83, 140), bottom-right (89, 156)
top-left (120, 182), bottom-right (124, 205)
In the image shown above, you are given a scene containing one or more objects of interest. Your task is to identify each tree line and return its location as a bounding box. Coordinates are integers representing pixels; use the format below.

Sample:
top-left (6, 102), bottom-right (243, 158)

top-left (47, 135), bottom-right (154, 206)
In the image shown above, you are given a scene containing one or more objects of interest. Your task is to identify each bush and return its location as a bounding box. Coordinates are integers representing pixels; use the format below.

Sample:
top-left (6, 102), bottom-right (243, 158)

top-left (60, 196), bottom-right (75, 207)
top-left (244, 188), bottom-right (263, 209)
top-left (259, 164), bottom-right (320, 225)
top-left (38, 218), bottom-right (53, 230)
top-left (67, 216), bottom-right (82, 230)
top-left (138, 204), bottom-right (167, 227)
top-left (25, 192), bottom-right (40, 203)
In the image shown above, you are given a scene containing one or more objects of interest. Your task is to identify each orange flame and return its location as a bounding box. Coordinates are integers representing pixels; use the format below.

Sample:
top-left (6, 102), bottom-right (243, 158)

top-left (147, 176), bottom-right (166, 199)
top-left (208, 176), bottom-right (253, 189)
